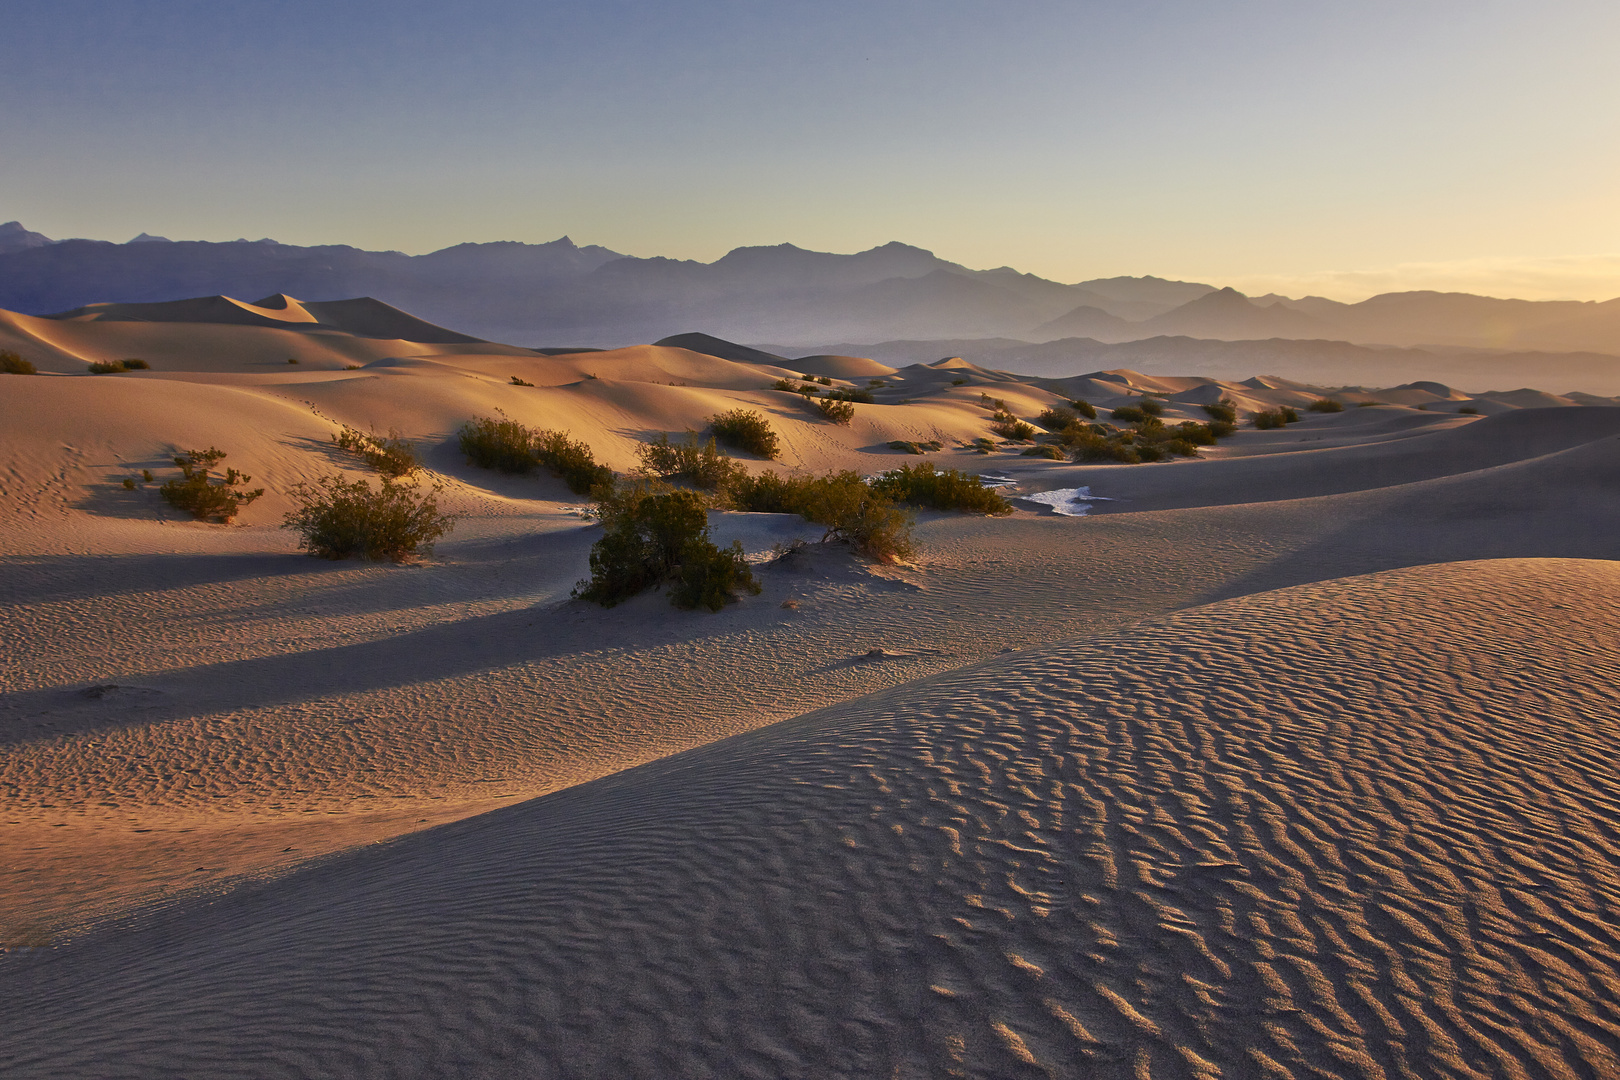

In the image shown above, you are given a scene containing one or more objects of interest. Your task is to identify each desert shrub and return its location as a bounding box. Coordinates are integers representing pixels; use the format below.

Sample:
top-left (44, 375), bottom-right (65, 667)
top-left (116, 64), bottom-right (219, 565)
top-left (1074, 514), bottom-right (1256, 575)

top-left (708, 409), bottom-right (780, 459)
top-left (510, 375), bottom-right (534, 386)
top-left (1070, 399), bottom-right (1097, 419)
top-left (1136, 443), bottom-right (1166, 462)
top-left (889, 440), bottom-right (924, 454)
top-left (1021, 445), bottom-right (1067, 460)
top-left (951, 377), bottom-right (968, 386)
top-left (1038, 406), bottom-right (1078, 430)
top-left (1110, 405), bottom-right (1146, 423)
top-left (868, 379), bottom-right (886, 388)
top-left (796, 472), bottom-right (914, 562)
top-left (0, 351), bottom-right (35, 375)
top-left (1068, 431), bottom-right (1141, 463)
top-left (770, 378), bottom-right (798, 392)
top-left (141, 469), bottom-right (154, 482)
top-left (825, 387), bottom-right (875, 404)
top-left (282, 475), bottom-right (455, 562)
top-left (1251, 407), bottom-right (1300, 430)
top-left (287, 357), bottom-right (299, 365)
top-left (1201, 398), bottom-right (1238, 424)
top-left (990, 409), bottom-right (1036, 440)
top-left (870, 463), bottom-right (1012, 515)
top-left (459, 416), bottom-right (540, 473)
top-left (817, 376), bottom-right (832, 385)
top-left (728, 470), bottom-right (804, 514)
top-left (1170, 421), bottom-right (1217, 446)
top-left (534, 430), bottom-right (615, 494)
top-left (88, 360), bottom-right (129, 374)
top-left (637, 432), bottom-right (744, 490)
top-left (458, 416), bottom-right (613, 493)
top-left (160, 448), bottom-right (264, 523)
top-left (1356, 401), bottom-right (1381, 407)
top-left (1307, 398), bottom-right (1344, 413)
top-left (1459, 406), bottom-right (1479, 415)
top-left (969, 437), bottom-right (996, 454)
top-left (1138, 397), bottom-right (1165, 417)
top-left (1164, 439), bottom-right (1199, 458)
top-left (575, 485), bottom-right (758, 609)
top-left (1207, 420), bottom-right (1237, 438)
top-left (814, 398), bottom-right (856, 424)
top-left (333, 425), bottom-right (421, 479)
top-left (122, 477), bottom-right (136, 490)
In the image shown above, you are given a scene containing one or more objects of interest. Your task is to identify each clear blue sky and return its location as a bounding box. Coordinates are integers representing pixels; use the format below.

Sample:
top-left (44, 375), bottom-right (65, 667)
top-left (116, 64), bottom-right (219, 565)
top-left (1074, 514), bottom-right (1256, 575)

top-left (5, 0), bottom-right (1619, 298)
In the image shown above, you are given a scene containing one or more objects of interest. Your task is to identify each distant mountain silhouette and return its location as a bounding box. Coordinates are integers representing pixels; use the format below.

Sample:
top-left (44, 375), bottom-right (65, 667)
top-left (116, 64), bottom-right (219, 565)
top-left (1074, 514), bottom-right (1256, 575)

top-left (4, 223), bottom-right (1620, 352)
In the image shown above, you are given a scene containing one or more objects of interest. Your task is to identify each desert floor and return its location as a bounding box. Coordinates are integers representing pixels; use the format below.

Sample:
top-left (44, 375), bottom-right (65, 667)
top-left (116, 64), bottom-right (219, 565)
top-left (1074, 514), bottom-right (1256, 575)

top-left (2, 309), bottom-right (1618, 1077)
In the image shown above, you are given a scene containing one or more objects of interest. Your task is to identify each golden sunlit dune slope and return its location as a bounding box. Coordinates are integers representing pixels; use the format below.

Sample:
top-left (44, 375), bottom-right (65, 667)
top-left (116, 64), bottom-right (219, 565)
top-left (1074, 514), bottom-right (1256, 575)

top-left (3, 559), bottom-right (1616, 1079)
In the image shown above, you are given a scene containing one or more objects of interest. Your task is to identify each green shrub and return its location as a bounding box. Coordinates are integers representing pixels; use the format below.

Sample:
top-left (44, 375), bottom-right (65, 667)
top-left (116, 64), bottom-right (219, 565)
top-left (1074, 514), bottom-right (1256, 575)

top-left (770, 378), bottom-right (798, 392)
top-left (282, 475), bottom-right (456, 562)
top-left (870, 463), bottom-right (1012, 515)
top-left (88, 360), bottom-right (129, 374)
top-left (1164, 439), bottom-right (1199, 458)
top-left (1307, 398), bottom-right (1344, 413)
top-left (510, 375), bottom-right (534, 386)
top-left (970, 437), bottom-right (996, 454)
top-left (1068, 431), bottom-right (1141, 463)
top-left (1021, 444), bottom-right (1067, 460)
top-left (0, 351), bottom-right (35, 375)
top-left (160, 448), bottom-right (264, 522)
top-left (1251, 407), bottom-right (1300, 430)
top-left (1201, 398), bottom-right (1238, 424)
top-left (796, 473), bottom-right (914, 562)
top-left (1070, 399), bottom-right (1097, 419)
top-left (814, 398), bottom-right (856, 424)
top-left (457, 416), bottom-right (613, 493)
top-left (122, 477), bottom-right (136, 490)
top-left (1459, 406), bottom-right (1479, 415)
top-left (1170, 420), bottom-right (1217, 446)
top-left (868, 379), bottom-right (886, 388)
top-left (951, 377), bottom-right (968, 386)
top-left (333, 425), bottom-right (421, 479)
top-left (141, 469), bottom-right (154, 482)
top-left (825, 387), bottom-right (875, 404)
top-left (1138, 397), bottom-right (1165, 417)
top-left (727, 470), bottom-right (802, 514)
top-left (1038, 406), bottom-right (1078, 430)
top-left (1136, 443), bottom-right (1166, 462)
top-left (708, 409), bottom-right (781, 459)
top-left (817, 376), bottom-right (833, 386)
top-left (287, 357), bottom-right (299, 365)
top-left (990, 409), bottom-right (1036, 440)
top-left (1110, 405), bottom-right (1147, 423)
top-left (637, 432), bottom-right (744, 490)
top-left (889, 440), bottom-right (924, 454)
top-left (535, 430), bottom-right (616, 494)
top-left (1356, 401), bottom-right (1381, 407)
top-left (459, 416), bottom-right (540, 472)
top-left (575, 484), bottom-right (759, 609)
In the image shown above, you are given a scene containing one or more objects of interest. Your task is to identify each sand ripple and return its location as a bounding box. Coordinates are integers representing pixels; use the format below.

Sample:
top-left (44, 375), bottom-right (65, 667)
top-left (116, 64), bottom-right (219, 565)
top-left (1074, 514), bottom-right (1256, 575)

top-left (3, 558), bottom-right (1617, 1078)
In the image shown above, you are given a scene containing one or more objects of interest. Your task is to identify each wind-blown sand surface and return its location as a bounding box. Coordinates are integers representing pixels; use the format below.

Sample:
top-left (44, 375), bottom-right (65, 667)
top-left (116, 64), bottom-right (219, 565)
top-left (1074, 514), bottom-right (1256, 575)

top-left (2, 302), bottom-right (1618, 1077)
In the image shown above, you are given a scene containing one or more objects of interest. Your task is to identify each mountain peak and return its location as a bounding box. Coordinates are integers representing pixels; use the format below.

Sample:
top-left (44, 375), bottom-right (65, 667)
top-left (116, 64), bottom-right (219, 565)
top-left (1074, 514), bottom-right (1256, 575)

top-left (0, 221), bottom-right (54, 254)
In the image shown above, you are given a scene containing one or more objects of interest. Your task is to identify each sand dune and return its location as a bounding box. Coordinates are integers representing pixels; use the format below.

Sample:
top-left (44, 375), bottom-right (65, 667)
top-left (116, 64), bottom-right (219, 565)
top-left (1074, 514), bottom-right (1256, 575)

top-left (3, 302), bottom-right (1619, 1078)
top-left (4, 560), bottom-right (1617, 1078)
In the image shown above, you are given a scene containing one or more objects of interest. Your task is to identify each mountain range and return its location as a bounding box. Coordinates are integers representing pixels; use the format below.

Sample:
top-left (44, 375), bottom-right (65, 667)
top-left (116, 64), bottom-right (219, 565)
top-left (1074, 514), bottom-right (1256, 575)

top-left (3, 221), bottom-right (1619, 353)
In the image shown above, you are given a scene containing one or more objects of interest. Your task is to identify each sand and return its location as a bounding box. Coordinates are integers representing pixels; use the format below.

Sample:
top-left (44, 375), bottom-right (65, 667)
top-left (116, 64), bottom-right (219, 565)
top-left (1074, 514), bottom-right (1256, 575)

top-left (2, 301), bottom-right (1618, 1077)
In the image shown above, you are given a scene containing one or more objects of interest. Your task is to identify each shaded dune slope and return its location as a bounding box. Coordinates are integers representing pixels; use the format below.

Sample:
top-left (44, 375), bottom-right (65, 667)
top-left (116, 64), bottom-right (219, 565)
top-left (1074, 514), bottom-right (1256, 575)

top-left (5, 559), bottom-right (1618, 1079)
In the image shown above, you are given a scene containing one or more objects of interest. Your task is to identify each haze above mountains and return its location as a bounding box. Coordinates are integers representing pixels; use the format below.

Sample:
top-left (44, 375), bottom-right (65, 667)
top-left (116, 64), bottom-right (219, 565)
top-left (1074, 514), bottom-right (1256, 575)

top-left (6, 221), bottom-right (1620, 359)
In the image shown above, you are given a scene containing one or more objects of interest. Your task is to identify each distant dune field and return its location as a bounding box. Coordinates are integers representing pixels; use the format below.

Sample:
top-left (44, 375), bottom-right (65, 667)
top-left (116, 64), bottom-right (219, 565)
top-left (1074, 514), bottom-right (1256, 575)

top-left (2, 298), bottom-right (1617, 1078)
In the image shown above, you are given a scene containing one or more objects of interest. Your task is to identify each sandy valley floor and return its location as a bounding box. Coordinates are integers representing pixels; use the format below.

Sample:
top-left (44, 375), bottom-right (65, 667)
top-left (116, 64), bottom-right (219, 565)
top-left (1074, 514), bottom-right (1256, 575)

top-left (2, 299), bottom-right (1618, 1077)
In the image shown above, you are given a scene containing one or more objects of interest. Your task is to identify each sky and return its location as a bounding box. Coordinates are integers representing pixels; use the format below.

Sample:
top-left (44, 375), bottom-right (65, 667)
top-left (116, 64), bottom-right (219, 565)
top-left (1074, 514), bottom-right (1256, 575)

top-left (4, 0), bottom-right (1619, 300)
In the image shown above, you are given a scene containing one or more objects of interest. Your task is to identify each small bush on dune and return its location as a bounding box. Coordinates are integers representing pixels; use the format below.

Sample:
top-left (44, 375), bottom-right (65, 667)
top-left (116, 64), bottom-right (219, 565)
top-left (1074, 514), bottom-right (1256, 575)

top-left (458, 416), bottom-right (613, 494)
top-left (1110, 405), bottom-right (1147, 423)
top-left (160, 448), bottom-right (264, 523)
top-left (870, 462), bottom-right (1013, 515)
top-left (535, 430), bottom-right (616, 494)
top-left (728, 470), bottom-right (803, 514)
top-left (576, 483), bottom-right (759, 609)
top-left (0, 351), bottom-right (36, 375)
top-left (708, 409), bottom-right (780, 459)
top-left (1067, 430), bottom-right (1141, 464)
top-left (459, 416), bottom-right (540, 473)
top-left (1201, 398), bottom-right (1238, 424)
top-left (989, 408), bottom-right (1036, 441)
top-left (1459, 406), bottom-right (1479, 415)
top-left (283, 475), bottom-right (456, 562)
top-left (825, 387), bottom-right (875, 404)
top-left (816, 376), bottom-right (833, 386)
top-left (637, 432), bottom-right (744, 490)
top-left (814, 398), bottom-right (856, 425)
top-left (1307, 398), bottom-right (1344, 413)
top-left (1021, 444), bottom-right (1067, 460)
top-left (333, 425), bottom-right (421, 479)
top-left (1251, 406), bottom-right (1301, 430)
top-left (510, 375), bottom-right (534, 386)
top-left (969, 437), bottom-right (996, 454)
top-left (1038, 406), bottom-right (1078, 430)
top-left (795, 472), bottom-right (914, 562)
top-left (1138, 397), bottom-right (1165, 417)
top-left (1070, 399), bottom-right (1098, 419)
top-left (88, 360), bottom-right (130, 374)
top-left (770, 378), bottom-right (798, 392)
